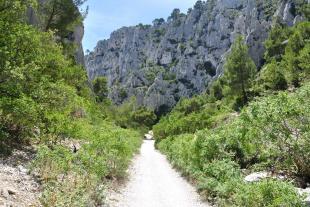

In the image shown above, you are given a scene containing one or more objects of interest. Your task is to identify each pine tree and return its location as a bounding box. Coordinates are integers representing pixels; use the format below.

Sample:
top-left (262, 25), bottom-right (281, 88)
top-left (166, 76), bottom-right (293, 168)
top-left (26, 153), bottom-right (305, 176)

top-left (92, 77), bottom-right (109, 103)
top-left (224, 35), bottom-right (256, 106)
top-left (40, 0), bottom-right (87, 37)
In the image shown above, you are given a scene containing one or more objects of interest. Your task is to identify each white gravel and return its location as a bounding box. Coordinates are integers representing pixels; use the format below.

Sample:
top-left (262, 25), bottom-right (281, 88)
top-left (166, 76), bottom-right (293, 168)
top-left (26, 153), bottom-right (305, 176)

top-left (112, 140), bottom-right (209, 207)
top-left (0, 149), bottom-right (41, 207)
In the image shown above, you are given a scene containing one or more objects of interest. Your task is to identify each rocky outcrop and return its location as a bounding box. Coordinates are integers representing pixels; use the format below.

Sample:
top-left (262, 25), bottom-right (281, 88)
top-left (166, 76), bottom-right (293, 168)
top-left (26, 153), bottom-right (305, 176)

top-left (85, 0), bottom-right (305, 114)
top-left (72, 25), bottom-right (86, 66)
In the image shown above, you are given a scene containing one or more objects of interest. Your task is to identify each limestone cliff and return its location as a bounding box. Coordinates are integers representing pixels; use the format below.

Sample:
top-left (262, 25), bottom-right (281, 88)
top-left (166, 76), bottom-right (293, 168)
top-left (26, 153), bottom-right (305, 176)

top-left (85, 0), bottom-right (306, 114)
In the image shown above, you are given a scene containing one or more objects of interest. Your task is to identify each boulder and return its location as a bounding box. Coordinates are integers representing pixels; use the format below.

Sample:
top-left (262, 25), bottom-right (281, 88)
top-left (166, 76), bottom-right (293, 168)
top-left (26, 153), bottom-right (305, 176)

top-left (144, 131), bottom-right (154, 140)
top-left (297, 188), bottom-right (310, 206)
top-left (244, 172), bottom-right (269, 182)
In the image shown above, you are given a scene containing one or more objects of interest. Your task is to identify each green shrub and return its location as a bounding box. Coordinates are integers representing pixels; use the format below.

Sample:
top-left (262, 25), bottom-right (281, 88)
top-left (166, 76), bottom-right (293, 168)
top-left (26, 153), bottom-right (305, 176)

top-left (131, 107), bottom-right (157, 128)
top-left (198, 159), bottom-right (242, 202)
top-left (40, 173), bottom-right (101, 207)
top-left (80, 125), bottom-right (141, 178)
top-left (153, 94), bottom-right (231, 140)
top-left (239, 84), bottom-right (310, 176)
top-left (163, 71), bottom-right (177, 81)
top-left (118, 87), bottom-right (128, 100)
top-left (283, 22), bottom-right (310, 86)
top-left (144, 65), bottom-right (164, 83)
top-left (231, 180), bottom-right (305, 207)
top-left (255, 60), bottom-right (288, 92)
top-left (158, 134), bottom-right (197, 175)
top-left (263, 22), bottom-right (310, 88)
top-left (210, 80), bottom-right (224, 100)
top-left (107, 97), bottom-right (157, 131)
top-left (157, 84), bottom-right (309, 205)
top-left (33, 118), bottom-right (142, 206)
top-left (264, 24), bottom-right (291, 62)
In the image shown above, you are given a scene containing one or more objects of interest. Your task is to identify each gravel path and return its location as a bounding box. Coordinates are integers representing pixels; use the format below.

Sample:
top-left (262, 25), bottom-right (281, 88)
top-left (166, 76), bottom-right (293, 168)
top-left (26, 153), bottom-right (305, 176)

top-left (0, 149), bottom-right (41, 207)
top-left (112, 140), bottom-right (209, 207)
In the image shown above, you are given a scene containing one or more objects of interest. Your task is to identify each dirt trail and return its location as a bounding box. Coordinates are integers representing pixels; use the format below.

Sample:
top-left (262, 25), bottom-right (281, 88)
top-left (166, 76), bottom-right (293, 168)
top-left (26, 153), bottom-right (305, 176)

top-left (109, 140), bottom-right (209, 207)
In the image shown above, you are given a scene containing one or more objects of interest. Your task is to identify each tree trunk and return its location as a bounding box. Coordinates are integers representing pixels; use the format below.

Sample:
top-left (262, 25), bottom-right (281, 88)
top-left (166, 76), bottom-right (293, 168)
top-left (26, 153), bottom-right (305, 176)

top-left (241, 80), bottom-right (248, 106)
top-left (45, 4), bottom-right (56, 31)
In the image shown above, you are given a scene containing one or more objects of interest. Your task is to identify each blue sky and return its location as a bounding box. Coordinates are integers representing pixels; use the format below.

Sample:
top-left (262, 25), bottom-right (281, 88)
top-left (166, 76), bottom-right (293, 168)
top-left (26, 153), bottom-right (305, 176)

top-left (82, 0), bottom-right (197, 51)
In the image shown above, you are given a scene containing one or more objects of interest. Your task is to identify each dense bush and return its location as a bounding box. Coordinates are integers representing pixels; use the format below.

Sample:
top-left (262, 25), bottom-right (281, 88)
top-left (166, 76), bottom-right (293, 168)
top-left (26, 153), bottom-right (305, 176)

top-left (153, 94), bottom-right (232, 140)
top-left (255, 60), bottom-right (288, 92)
top-left (33, 119), bottom-right (141, 206)
top-left (239, 84), bottom-right (310, 177)
top-left (107, 97), bottom-right (157, 131)
top-left (0, 1), bottom-right (142, 206)
top-left (231, 180), bottom-right (305, 207)
top-left (264, 24), bottom-right (291, 62)
top-left (0, 22), bottom-right (87, 144)
top-left (158, 134), bottom-right (197, 175)
top-left (282, 22), bottom-right (310, 86)
top-left (257, 22), bottom-right (310, 91)
top-left (158, 84), bottom-right (310, 205)
top-left (198, 159), bottom-right (242, 202)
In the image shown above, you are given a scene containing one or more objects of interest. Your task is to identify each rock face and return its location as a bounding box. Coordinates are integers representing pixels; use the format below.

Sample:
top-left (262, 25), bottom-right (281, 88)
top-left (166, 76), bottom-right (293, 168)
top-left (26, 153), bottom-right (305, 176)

top-left (71, 25), bottom-right (86, 66)
top-left (85, 0), bottom-right (303, 114)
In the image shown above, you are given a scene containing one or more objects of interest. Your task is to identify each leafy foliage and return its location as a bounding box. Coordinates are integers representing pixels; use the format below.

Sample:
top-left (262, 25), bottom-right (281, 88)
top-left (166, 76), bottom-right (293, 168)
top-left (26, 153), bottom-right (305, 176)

top-left (264, 24), bottom-right (291, 62)
top-left (255, 60), bottom-right (288, 92)
top-left (153, 94), bottom-right (232, 141)
top-left (282, 22), bottom-right (310, 86)
top-left (232, 180), bottom-right (305, 207)
top-left (158, 84), bottom-right (310, 205)
top-left (107, 97), bottom-right (157, 131)
top-left (258, 22), bottom-right (310, 90)
top-left (0, 1), bottom-right (142, 206)
top-left (39, 0), bottom-right (87, 35)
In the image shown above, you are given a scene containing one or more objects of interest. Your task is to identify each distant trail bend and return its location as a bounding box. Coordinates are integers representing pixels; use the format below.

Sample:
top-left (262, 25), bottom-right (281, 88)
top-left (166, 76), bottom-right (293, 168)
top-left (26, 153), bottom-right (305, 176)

top-left (111, 140), bottom-right (209, 207)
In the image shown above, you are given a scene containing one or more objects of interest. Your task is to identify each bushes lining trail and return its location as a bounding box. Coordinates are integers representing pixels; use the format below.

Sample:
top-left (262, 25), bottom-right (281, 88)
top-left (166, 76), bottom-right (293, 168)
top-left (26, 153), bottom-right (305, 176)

top-left (157, 84), bottom-right (310, 206)
top-left (0, 1), bottom-right (142, 206)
